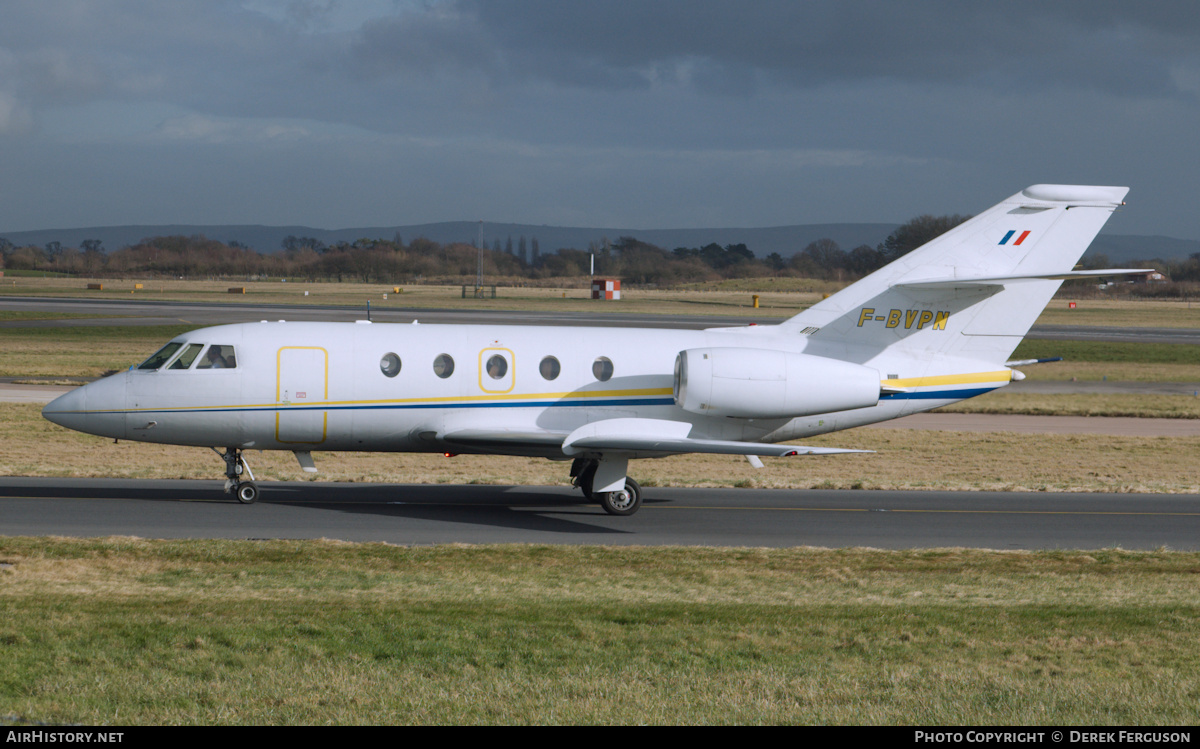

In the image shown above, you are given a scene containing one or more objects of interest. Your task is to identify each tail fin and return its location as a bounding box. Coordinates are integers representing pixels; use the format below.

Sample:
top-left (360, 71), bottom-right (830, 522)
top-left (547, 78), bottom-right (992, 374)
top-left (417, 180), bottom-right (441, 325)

top-left (782, 184), bottom-right (1129, 368)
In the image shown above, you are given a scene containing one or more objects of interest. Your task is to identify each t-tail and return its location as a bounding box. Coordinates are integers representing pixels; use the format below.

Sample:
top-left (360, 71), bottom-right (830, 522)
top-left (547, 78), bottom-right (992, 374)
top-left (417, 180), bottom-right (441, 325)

top-left (780, 185), bottom-right (1136, 389)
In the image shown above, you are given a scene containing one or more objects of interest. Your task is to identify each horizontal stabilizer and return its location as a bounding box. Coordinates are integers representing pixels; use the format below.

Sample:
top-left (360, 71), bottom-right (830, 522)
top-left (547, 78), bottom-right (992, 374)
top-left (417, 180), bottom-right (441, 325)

top-left (561, 418), bottom-right (869, 458)
top-left (1005, 357), bottom-right (1063, 367)
top-left (894, 269), bottom-right (1155, 290)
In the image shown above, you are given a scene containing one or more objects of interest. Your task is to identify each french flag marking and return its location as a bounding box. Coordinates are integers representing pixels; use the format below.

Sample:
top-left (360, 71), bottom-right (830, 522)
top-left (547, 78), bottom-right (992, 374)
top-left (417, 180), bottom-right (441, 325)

top-left (999, 230), bottom-right (1032, 245)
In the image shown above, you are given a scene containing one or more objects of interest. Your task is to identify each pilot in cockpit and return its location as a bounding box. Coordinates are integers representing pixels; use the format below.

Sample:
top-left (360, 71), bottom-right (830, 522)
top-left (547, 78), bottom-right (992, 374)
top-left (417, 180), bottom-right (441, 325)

top-left (200, 345), bottom-right (236, 369)
top-left (207, 347), bottom-right (228, 368)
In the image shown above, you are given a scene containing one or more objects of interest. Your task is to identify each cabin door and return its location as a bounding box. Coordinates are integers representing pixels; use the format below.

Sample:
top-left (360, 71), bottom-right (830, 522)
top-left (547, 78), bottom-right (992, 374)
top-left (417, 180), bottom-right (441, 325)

top-left (276, 346), bottom-right (328, 444)
top-left (478, 347), bottom-right (515, 394)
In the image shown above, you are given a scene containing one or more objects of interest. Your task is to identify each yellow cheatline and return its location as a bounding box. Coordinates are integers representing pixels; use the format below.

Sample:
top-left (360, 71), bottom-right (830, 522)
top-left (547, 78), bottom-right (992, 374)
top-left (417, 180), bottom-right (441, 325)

top-left (881, 371), bottom-right (1010, 389)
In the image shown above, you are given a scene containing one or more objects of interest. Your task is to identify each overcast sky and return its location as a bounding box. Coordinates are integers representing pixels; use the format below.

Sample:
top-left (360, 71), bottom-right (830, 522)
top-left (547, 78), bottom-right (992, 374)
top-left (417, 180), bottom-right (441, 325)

top-left (1, 1), bottom-right (1199, 239)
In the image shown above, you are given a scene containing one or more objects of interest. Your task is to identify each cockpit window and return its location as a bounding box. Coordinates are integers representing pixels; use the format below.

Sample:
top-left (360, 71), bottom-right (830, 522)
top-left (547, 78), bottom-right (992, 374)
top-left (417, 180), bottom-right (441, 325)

top-left (168, 343), bottom-right (205, 370)
top-left (138, 342), bottom-right (183, 370)
top-left (197, 345), bottom-right (237, 369)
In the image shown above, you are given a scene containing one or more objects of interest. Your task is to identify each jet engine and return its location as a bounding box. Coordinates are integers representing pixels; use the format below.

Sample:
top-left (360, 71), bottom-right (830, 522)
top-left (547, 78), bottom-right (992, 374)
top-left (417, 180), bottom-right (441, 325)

top-left (674, 347), bottom-right (881, 419)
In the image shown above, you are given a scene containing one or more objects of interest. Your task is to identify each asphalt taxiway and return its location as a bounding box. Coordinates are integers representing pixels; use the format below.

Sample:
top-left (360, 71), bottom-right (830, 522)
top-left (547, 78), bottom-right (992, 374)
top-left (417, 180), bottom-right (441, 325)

top-left (3, 477), bottom-right (1199, 549)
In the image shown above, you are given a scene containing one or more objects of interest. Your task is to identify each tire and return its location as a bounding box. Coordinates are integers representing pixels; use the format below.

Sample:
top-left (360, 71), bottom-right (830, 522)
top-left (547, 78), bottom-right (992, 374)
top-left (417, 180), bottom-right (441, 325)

top-left (235, 481), bottom-right (259, 504)
top-left (598, 478), bottom-right (641, 516)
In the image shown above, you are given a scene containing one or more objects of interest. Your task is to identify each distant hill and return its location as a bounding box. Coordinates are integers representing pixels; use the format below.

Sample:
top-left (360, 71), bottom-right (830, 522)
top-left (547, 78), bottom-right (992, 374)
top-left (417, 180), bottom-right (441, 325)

top-left (3, 221), bottom-right (1197, 263)
top-left (0, 221), bottom-right (900, 259)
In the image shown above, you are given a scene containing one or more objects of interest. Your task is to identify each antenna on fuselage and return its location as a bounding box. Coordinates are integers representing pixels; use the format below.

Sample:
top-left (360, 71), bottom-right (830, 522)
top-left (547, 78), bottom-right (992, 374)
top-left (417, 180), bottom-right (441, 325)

top-left (367, 300), bottom-right (371, 321)
top-left (477, 220), bottom-right (484, 293)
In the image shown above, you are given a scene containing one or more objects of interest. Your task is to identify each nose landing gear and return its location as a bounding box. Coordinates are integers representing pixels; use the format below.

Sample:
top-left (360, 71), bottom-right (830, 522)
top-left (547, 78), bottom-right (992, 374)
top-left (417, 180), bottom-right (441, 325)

top-left (214, 447), bottom-right (259, 504)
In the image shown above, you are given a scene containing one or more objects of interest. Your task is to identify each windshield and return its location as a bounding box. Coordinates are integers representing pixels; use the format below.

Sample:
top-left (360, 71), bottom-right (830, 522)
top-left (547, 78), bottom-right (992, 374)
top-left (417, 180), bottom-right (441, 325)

top-left (168, 343), bottom-right (205, 370)
top-left (138, 342), bottom-right (184, 370)
top-left (196, 345), bottom-right (237, 369)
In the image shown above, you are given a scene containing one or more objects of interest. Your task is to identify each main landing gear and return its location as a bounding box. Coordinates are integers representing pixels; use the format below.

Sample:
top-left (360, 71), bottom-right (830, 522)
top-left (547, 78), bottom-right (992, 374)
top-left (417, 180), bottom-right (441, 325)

top-left (214, 447), bottom-right (259, 504)
top-left (570, 458), bottom-right (642, 516)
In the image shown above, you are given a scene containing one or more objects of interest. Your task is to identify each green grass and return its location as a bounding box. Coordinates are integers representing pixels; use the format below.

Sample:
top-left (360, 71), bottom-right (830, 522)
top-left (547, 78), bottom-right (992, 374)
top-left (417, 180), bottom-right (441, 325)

top-left (2, 539), bottom-right (1200, 724)
top-left (1012, 339), bottom-right (1200, 366)
top-left (0, 269), bottom-right (71, 278)
top-left (0, 311), bottom-right (117, 321)
top-left (1009, 339), bottom-right (1200, 382)
top-left (0, 325), bottom-right (193, 377)
top-left (939, 392), bottom-right (1200, 419)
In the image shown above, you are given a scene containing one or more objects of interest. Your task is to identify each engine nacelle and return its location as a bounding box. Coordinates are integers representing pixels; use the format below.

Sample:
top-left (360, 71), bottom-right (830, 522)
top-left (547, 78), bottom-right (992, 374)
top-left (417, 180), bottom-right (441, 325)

top-left (674, 347), bottom-right (881, 419)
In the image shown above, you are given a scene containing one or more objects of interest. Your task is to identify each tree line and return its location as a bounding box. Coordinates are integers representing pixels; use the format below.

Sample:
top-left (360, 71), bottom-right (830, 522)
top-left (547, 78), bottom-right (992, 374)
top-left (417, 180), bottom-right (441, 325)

top-left (4, 215), bottom-right (1197, 287)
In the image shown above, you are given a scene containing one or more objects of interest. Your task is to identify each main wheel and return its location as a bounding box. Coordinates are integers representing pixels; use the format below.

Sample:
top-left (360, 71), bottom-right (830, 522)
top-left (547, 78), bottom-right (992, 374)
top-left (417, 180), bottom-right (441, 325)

top-left (235, 481), bottom-right (259, 504)
top-left (598, 478), bottom-right (641, 516)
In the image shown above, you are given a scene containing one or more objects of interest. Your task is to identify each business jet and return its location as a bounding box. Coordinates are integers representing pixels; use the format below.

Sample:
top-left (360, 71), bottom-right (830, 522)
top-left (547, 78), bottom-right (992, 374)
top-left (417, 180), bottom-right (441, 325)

top-left (43, 184), bottom-right (1144, 515)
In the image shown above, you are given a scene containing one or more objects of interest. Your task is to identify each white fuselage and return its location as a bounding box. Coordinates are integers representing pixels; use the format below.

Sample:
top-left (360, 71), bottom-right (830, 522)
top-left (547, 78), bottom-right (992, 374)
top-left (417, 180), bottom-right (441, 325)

top-left (43, 319), bottom-right (1010, 456)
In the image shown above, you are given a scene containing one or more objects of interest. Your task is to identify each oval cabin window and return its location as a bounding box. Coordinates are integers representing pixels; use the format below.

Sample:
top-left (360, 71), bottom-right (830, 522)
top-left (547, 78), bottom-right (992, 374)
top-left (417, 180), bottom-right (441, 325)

top-left (486, 354), bottom-right (508, 380)
top-left (380, 353), bottom-right (401, 378)
top-left (593, 356), bottom-right (614, 382)
top-left (433, 354), bottom-right (455, 379)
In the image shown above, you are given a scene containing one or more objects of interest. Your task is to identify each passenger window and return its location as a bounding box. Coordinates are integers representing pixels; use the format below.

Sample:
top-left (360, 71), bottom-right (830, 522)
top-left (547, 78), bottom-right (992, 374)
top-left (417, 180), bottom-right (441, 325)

top-left (380, 353), bottom-right (401, 378)
top-left (593, 356), bottom-right (614, 382)
top-left (169, 343), bottom-right (205, 370)
top-left (433, 353), bottom-right (455, 378)
top-left (539, 356), bottom-right (561, 380)
top-left (485, 354), bottom-right (507, 380)
top-left (197, 345), bottom-right (237, 369)
top-left (138, 342), bottom-right (183, 370)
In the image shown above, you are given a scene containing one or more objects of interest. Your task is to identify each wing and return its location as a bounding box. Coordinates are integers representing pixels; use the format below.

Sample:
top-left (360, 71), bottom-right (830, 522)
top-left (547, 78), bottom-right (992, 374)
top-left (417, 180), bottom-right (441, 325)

top-left (440, 428), bottom-right (569, 456)
top-left (561, 418), bottom-right (869, 458)
top-left (441, 418), bottom-right (868, 459)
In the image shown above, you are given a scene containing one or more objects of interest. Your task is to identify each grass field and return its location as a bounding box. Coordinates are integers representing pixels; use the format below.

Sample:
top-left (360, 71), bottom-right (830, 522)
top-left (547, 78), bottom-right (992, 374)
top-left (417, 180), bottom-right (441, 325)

top-left (938, 392), bottom-right (1200, 419)
top-left (0, 325), bottom-right (195, 377)
top-left (1006, 340), bottom-right (1200, 384)
top-left (1, 538), bottom-right (1198, 725)
top-left (0, 311), bottom-right (117, 321)
top-left (1035, 297), bottom-right (1200, 328)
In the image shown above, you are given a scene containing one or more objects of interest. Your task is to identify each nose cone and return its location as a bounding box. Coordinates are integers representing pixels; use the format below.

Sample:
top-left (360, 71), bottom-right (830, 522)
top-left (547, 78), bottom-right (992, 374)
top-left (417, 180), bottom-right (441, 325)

top-left (42, 373), bottom-right (128, 439)
top-left (42, 386), bottom-right (85, 428)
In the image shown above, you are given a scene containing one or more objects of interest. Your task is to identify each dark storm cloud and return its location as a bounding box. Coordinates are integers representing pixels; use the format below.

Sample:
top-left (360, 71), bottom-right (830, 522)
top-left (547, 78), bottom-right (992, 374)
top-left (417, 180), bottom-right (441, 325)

top-left (4, 1), bottom-right (1199, 133)
top-left (348, 1), bottom-right (1200, 99)
top-left (0, 1), bottom-right (1198, 237)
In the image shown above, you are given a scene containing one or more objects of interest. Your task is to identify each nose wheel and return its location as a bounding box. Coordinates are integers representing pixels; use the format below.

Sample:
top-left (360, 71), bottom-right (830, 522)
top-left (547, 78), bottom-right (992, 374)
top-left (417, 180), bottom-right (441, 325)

top-left (215, 447), bottom-right (259, 504)
top-left (235, 480), bottom-right (260, 504)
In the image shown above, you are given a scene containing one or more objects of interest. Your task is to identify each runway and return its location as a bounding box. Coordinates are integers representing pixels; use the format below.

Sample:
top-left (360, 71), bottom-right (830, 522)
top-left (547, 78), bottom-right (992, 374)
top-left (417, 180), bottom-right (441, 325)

top-left (3, 477), bottom-right (1199, 550)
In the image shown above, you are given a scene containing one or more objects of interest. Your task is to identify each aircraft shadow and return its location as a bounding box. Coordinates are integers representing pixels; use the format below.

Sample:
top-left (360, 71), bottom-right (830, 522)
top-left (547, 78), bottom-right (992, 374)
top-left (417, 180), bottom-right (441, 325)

top-left (0, 479), bottom-right (663, 536)
top-left (261, 483), bottom-right (662, 535)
